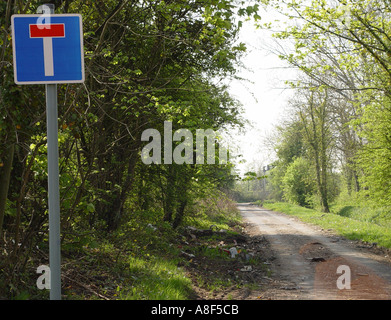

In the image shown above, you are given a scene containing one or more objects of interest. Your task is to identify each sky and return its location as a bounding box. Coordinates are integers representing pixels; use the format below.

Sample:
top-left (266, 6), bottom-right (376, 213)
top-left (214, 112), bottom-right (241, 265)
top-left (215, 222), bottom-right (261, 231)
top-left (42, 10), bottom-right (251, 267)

top-left (226, 15), bottom-right (297, 176)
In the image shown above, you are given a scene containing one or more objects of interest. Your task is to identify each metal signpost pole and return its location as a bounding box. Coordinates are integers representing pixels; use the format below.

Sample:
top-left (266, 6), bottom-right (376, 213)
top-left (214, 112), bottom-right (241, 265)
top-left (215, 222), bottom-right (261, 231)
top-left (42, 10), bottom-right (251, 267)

top-left (46, 83), bottom-right (61, 300)
top-left (42, 4), bottom-right (61, 300)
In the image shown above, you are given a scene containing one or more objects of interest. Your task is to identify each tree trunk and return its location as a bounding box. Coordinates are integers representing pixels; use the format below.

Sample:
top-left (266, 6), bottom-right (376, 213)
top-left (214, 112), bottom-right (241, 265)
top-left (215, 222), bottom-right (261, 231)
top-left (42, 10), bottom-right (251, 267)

top-left (163, 166), bottom-right (176, 223)
top-left (172, 199), bottom-right (187, 229)
top-left (301, 91), bottom-right (330, 213)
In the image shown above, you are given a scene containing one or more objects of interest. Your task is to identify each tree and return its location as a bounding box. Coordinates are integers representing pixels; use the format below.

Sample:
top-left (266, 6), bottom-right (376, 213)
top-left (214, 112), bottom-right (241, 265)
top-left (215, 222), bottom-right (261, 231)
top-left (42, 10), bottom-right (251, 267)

top-left (299, 89), bottom-right (332, 212)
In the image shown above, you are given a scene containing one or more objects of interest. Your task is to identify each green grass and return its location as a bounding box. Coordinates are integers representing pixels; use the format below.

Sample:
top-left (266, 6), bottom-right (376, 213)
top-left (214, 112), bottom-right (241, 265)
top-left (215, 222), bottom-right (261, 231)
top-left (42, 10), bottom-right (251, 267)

top-left (118, 255), bottom-right (192, 300)
top-left (262, 201), bottom-right (391, 249)
top-left (331, 204), bottom-right (391, 229)
top-left (104, 211), bottom-right (193, 300)
top-left (184, 203), bottom-right (242, 232)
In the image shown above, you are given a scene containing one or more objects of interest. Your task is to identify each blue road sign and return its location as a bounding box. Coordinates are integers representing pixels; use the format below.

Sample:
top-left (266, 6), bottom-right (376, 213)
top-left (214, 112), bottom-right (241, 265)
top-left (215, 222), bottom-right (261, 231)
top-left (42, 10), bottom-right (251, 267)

top-left (12, 14), bottom-right (84, 84)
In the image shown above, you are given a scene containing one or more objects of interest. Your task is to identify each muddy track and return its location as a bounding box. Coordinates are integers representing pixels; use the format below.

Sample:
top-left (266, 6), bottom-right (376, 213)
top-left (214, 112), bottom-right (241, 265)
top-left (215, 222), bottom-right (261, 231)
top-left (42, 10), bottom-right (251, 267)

top-left (238, 203), bottom-right (391, 300)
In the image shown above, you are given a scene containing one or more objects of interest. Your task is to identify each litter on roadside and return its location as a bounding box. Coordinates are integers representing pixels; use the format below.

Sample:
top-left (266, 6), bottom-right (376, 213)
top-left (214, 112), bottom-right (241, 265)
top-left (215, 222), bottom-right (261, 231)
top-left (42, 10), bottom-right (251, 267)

top-left (229, 247), bottom-right (238, 258)
top-left (240, 265), bottom-right (252, 272)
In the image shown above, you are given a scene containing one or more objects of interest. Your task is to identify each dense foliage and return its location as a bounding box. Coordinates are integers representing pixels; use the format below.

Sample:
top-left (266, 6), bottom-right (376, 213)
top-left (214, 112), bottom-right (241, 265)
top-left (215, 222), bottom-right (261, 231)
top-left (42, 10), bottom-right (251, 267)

top-left (0, 0), bottom-right (262, 298)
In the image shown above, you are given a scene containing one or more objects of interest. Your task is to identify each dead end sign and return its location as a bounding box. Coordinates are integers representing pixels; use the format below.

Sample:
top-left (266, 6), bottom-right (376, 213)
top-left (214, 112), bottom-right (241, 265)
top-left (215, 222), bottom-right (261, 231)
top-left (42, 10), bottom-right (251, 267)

top-left (11, 9), bottom-right (85, 300)
top-left (11, 14), bottom-right (84, 84)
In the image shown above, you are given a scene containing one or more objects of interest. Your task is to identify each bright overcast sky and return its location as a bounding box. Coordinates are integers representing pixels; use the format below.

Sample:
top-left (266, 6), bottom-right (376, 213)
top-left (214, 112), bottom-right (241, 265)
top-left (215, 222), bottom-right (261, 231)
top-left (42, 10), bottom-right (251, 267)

top-left (226, 11), bottom-right (297, 176)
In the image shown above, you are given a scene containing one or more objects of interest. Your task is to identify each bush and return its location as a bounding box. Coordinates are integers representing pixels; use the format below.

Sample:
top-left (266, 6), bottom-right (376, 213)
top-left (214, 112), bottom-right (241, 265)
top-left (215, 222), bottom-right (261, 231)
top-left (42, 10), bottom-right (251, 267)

top-left (282, 157), bottom-right (315, 207)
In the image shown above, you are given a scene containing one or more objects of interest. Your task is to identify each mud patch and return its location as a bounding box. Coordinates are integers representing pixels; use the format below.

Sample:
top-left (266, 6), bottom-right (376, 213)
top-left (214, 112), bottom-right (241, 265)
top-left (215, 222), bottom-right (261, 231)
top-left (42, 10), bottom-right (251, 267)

top-left (299, 241), bottom-right (335, 262)
top-left (314, 256), bottom-right (391, 300)
top-left (298, 241), bottom-right (391, 299)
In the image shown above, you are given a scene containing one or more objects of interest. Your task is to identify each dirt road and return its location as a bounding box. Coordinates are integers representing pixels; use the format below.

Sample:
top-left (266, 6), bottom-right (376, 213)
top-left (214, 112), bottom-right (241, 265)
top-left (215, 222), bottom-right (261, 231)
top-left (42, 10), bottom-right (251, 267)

top-left (238, 203), bottom-right (391, 300)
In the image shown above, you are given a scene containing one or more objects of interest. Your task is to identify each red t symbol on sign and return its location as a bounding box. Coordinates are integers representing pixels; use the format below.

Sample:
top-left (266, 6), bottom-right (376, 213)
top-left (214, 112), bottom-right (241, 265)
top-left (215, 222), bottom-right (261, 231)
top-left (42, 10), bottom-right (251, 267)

top-left (30, 24), bottom-right (65, 76)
